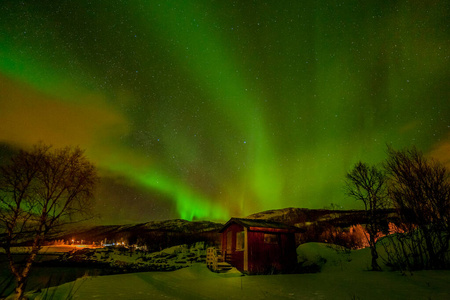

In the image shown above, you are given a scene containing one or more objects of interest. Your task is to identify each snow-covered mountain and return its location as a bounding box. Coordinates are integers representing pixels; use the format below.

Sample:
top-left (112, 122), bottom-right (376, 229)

top-left (52, 207), bottom-right (398, 250)
top-left (140, 219), bottom-right (223, 232)
top-left (55, 219), bottom-right (223, 249)
top-left (246, 207), bottom-right (397, 228)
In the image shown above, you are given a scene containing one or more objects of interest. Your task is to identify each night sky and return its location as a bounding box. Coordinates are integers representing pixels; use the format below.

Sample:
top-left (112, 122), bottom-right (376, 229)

top-left (1, 1), bottom-right (449, 224)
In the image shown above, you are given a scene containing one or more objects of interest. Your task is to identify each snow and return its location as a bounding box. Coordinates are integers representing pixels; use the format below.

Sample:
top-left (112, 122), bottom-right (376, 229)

top-left (160, 244), bottom-right (186, 255)
top-left (22, 263), bottom-right (450, 300)
top-left (49, 242), bottom-right (209, 272)
top-left (15, 242), bottom-right (450, 300)
top-left (247, 208), bottom-right (288, 219)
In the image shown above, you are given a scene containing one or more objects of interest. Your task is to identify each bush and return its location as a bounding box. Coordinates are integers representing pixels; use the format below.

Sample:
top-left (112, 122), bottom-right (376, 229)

top-left (384, 146), bottom-right (450, 270)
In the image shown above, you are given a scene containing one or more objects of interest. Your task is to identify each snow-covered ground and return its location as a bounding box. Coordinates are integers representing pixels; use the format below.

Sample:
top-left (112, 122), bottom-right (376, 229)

top-left (15, 242), bottom-right (450, 300)
top-left (57, 243), bottom-right (208, 271)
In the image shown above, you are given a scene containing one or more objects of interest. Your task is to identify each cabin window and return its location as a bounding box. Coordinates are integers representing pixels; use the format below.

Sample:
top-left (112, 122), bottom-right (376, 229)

top-left (264, 233), bottom-right (278, 244)
top-left (236, 231), bottom-right (245, 251)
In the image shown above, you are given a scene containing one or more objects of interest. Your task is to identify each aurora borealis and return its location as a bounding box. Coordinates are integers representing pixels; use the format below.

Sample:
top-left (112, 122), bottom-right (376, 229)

top-left (0, 1), bottom-right (449, 224)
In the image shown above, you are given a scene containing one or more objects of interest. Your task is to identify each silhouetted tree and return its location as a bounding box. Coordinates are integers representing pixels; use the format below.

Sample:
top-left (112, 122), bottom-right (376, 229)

top-left (346, 162), bottom-right (387, 271)
top-left (0, 144), bottom-right (98, 299)
top-left (384, 146), bottom-right (450, 270)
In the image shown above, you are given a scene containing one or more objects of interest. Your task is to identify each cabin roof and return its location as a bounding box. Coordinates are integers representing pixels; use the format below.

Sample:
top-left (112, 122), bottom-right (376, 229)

top-left (219, 217), bottom-right (299, 233)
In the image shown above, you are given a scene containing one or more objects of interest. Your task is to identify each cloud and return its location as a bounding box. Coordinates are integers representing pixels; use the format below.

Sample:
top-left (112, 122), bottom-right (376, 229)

top-left (0, 74), bottom-right (129, 152)
top-left (427, 133), bottom-right (450, 169)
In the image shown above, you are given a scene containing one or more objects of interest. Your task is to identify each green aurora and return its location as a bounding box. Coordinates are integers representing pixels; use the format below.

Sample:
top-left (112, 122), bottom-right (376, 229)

top-left (0, 1), bottom-right (449, 223)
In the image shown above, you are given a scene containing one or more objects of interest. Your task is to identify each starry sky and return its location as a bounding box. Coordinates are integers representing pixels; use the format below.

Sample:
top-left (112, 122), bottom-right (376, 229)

top-left (0, 1), bottom-right (449, 224)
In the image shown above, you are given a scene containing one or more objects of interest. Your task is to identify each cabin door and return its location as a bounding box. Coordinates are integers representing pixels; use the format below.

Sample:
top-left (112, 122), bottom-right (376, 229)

top-left (227, 231), bottom-right (232, 252)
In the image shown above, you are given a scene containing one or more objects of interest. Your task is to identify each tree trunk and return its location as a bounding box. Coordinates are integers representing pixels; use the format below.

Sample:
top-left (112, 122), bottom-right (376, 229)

top-left (369, 232), bottom-right (381, 271)
top-left (14, 278), bottom-right (26, 300)
top-left (422, 227), bottom-right (437, 269)
top-left (370, 245), bottom-right (381, 271)
top-left (12, 254), bottom-right (36, 299)
top-left (10, 234), bottom-right (42, 299)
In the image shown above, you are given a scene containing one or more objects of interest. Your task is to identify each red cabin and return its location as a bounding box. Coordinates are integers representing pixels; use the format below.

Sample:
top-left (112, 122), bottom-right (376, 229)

top-left (219, 218), bottom-right (298, 274)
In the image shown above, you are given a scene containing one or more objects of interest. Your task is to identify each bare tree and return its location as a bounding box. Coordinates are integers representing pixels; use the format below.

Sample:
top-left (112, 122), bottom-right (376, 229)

top-left (346, 162), bottom-right (387, 271)
top-left (0, 144), bottom-right (98, 299)
top-left (384, 146), bottom-right (450, 270)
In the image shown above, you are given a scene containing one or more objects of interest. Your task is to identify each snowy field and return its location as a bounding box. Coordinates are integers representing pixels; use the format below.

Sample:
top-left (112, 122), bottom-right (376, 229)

top-left (15, 242), bottom-right (450, 300)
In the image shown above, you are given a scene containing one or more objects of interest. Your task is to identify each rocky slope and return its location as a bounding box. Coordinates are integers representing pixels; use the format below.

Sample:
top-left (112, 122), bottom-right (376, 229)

top-left (247, 207), bottom-right (398, 228)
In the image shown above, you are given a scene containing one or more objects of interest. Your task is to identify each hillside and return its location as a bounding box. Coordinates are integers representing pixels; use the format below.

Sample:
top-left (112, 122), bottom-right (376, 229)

top-left (247, 207), bottom-right (398, 228)
top-left (50, 207), bottom-right (399, 251)
top-left (54, 219), bottom-right (223, 250)
top-left (61, 219), bottom-right (223, 237)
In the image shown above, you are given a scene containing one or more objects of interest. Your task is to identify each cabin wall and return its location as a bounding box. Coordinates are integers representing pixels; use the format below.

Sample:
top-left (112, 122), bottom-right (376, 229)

top-left (221, 223), bottom-right (244, 271)
top-left (247, 231), bottom-right (297, 274)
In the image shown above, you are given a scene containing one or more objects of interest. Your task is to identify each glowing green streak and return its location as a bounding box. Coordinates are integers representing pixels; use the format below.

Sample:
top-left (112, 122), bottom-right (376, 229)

top-left (138, 1), bottom-right (283, 214)
top-left (105, 162), bottom-right (229, 221)
top-left (137, 172), bottom-right (229, 221)
top-left (0, 29), bottom-right (229, 221)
